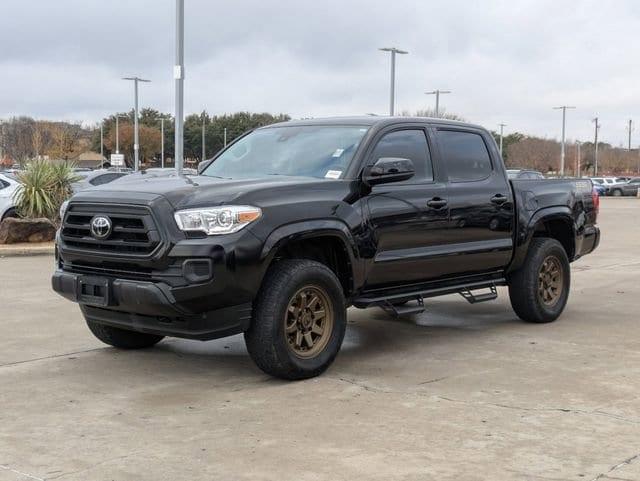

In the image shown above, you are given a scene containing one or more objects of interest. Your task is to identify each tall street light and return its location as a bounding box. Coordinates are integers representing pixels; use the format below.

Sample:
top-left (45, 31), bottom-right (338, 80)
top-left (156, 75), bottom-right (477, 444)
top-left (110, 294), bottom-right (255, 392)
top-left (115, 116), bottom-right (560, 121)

top-left (379, 47), bottom-right (408, 116)
top-left (123, 76), bottom-right (151, 171)
top-left (627, 119), bottom-right (633, 152)
top-left (593, 117), bottom-right (600, 176)
top-left (100, 121), bottom-right (104, 161)
top-left (498, 123), bottom-right (507, 157)
top-left (575, 141), bottom-right (582, 178)
top-left (201, 113), bottom-right (206, 161)
top-left (553, 105), bottom-right (576, 177)
top-left (425, 90), bottom-right (451, 117)
top-left (155, 118), bottom-right (166, 168)
top-left (174, 0), bottom-right (185, 175)
top-left (114, 113), bottom-right (128, 155)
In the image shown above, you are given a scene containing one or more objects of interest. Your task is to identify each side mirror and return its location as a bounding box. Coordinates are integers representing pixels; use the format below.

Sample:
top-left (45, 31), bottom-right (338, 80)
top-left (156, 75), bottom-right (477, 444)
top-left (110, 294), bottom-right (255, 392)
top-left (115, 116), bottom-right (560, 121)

top-left (365, 157), bottom-right (415, 185)
top-left (197, 159), bottom-right (212, 175)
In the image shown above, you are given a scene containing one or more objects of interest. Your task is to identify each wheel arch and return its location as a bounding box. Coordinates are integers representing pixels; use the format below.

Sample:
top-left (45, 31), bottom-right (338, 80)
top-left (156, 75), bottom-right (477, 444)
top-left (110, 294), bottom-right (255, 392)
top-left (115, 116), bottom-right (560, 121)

top-left (509, 207), bottom-right (577, 272)
top-left (260, 220), bottom-right (361, 297)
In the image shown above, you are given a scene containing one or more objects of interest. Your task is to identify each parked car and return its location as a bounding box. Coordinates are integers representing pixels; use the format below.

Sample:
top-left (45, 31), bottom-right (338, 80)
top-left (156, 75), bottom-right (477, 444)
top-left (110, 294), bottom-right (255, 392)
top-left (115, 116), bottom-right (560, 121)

top-left (71, 169), bottom-right (130, 192)
top-left (592, 183), bottom-right (607, 196)
top-left (506, 169), bottom-right (545, 180)
top-left (596, 177), bottom-right (639, 197)
top-left (52, 116), bottom-right (600, 380)
top-left (0, 173), bottom-right (20, 221)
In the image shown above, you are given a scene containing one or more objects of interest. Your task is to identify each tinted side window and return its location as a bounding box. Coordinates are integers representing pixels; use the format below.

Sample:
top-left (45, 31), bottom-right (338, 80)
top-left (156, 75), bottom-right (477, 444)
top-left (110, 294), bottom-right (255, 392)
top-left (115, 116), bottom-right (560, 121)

top-left (438, 131), bottom-right (492, 182)
top-left (0, 179), bottom-right (8, 189)
top-left (370, 129), bottom-right (433, 182)
top-left (90, 173), bottom-right (118, 186)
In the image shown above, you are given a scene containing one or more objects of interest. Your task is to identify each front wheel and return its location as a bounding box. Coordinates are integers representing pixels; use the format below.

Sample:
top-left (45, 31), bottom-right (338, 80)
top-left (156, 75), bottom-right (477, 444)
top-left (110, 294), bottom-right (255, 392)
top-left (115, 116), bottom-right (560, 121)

top-left (86, 320), bottom-right (164, 349)
top-left (244, 259), bottom-right (347, 380)
top-left (612, 189), bottom-right (623, 197)
top-left (508, 238), bottom-right (570, 323)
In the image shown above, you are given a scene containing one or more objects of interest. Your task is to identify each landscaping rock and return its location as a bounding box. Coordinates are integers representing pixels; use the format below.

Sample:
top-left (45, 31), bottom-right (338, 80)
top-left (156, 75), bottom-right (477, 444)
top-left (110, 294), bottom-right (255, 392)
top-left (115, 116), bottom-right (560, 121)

top-left (0, 217), bottom-right (57, 244)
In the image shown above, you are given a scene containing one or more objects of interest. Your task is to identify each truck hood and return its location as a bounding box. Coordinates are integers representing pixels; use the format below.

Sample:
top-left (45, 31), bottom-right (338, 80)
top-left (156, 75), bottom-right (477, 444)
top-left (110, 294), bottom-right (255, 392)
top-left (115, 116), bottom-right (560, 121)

top-left (77, 174), bottom-right (353, 210)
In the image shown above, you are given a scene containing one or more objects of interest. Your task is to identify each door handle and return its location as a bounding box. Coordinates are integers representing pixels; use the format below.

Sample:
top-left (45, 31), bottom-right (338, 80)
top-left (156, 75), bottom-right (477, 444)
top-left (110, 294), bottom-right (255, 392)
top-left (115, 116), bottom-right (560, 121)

top-left (427, 198), bottom-right (448, 209)
top-left (491, 194), bottom-right (507, 205)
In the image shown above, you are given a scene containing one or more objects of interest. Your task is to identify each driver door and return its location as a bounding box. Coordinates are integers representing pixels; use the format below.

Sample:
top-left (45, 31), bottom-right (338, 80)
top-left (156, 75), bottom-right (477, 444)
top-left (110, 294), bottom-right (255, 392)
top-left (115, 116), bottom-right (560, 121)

top-left (363, 127), bottom-right (450, 288)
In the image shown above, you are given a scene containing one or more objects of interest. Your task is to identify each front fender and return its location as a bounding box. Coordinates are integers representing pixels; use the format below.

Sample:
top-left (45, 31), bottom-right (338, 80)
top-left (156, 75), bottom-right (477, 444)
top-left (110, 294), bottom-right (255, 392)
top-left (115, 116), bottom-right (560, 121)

top-left (258, 219), bottom-right (364, 291)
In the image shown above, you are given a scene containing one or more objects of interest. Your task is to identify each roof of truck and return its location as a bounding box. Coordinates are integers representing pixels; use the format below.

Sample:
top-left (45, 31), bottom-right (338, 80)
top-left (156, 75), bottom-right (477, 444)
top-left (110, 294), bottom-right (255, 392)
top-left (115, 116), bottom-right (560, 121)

top-left (263, 116), bottom-right (485, 130)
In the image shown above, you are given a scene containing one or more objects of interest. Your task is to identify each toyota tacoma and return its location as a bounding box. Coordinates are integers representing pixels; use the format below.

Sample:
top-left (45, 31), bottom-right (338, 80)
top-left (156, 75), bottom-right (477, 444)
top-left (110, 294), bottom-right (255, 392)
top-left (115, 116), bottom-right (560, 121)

top-left (52, 117), bottom-right (600, 379)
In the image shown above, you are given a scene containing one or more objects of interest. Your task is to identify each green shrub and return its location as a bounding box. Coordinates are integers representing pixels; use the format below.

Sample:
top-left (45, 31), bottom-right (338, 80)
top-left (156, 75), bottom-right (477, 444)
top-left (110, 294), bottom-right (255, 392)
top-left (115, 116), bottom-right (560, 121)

top-left (13, 160), bottom-right (80, 224)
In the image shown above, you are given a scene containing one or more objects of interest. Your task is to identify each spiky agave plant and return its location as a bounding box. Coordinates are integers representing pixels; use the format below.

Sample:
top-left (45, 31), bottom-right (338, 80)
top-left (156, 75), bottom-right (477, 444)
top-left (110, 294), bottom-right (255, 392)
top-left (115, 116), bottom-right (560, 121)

top-left (14, 160), bottom-right (80, 224)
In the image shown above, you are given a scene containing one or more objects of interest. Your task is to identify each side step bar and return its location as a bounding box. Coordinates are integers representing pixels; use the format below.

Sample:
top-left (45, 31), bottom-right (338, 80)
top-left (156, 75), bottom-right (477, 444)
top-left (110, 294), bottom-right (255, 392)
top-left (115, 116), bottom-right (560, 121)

top-left (353, 278), bottom-right (505, 317)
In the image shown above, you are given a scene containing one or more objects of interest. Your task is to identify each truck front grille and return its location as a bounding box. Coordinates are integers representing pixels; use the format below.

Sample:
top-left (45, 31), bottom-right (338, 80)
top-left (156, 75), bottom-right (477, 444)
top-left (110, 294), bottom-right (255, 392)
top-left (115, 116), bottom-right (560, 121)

top-left (61, 203), bottom-right (162, 256)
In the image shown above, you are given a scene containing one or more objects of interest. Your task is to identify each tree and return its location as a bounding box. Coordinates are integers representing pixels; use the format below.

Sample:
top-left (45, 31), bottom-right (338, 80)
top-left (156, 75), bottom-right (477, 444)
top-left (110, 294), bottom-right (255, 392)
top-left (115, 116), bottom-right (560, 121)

top-left (102, 123), bottom-right (161, 167)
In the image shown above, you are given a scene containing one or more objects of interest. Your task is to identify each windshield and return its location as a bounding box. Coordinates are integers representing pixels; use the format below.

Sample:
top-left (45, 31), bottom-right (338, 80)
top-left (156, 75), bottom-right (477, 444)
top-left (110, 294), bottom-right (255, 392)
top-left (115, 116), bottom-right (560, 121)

top-left (201, 125), bottom-right (368, 180)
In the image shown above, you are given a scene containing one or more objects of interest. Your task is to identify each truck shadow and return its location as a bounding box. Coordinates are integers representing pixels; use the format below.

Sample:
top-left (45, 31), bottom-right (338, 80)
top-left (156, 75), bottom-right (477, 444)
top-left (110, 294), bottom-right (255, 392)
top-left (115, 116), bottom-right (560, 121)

top-left (135, 294), bottom-right (523, 380)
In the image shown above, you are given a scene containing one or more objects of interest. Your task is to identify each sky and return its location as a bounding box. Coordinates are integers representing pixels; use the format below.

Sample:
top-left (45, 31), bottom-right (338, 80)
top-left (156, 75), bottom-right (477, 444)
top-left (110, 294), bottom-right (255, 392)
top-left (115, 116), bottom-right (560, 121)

top-left (1, 0), bottom-right (639, 146)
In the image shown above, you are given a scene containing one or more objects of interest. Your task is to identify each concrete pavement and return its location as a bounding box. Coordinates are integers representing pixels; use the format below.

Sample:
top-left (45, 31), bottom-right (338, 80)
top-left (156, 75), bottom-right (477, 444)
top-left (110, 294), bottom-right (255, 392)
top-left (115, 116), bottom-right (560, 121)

top-left (1, 198), bottom-right (639, 481)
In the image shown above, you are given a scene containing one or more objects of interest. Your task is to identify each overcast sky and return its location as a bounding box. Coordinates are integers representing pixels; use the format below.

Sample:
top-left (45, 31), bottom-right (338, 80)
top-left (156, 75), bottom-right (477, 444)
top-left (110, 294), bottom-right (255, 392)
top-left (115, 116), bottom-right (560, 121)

top-left (1, 0), bottom-right (639, 145)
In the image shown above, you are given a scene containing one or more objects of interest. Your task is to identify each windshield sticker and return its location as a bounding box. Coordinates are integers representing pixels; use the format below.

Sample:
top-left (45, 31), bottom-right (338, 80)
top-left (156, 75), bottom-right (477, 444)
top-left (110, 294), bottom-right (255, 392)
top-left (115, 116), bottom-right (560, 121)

top-left (332, 148), bottom-right (344, 157)
top-left (325, 170), bottom-right (342, 179)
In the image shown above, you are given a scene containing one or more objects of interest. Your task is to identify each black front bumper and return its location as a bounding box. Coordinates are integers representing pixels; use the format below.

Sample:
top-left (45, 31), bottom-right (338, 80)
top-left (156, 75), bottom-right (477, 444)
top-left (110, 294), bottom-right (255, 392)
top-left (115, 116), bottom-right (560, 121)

top-left (52, 270), bottom-right (252, 340)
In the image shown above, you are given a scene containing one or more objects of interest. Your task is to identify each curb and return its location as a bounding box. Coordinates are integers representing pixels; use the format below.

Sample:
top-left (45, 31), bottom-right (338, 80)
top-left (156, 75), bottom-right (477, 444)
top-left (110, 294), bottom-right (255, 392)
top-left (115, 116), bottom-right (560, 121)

top-left (0, 243), bottom-right (55, 257)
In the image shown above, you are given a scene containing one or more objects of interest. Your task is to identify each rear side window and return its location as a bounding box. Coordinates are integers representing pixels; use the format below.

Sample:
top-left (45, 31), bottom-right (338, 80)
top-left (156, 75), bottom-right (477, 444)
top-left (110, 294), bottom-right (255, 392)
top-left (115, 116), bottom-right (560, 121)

top-left (0, 179), bottom-right (8, 189)
top-left (438, 131), bottom-right (492, 182)
top-left (90, 173), bottom-right (119, 186)
top-left (370, 129), bottom-right (433, 182)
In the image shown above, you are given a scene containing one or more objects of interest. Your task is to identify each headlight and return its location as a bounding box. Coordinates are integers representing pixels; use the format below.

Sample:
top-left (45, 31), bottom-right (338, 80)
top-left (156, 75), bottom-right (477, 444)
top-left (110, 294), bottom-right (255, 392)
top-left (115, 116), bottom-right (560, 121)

top-left (174, 205), bottom-right (262, 235)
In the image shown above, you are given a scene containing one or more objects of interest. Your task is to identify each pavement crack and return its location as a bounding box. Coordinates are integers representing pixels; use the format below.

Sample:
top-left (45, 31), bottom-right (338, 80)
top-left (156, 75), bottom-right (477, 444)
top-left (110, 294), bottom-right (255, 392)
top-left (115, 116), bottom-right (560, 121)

top-left (589, 452), bottom-right (640, 481)
top-left (436, 396), bottom-right (640, 425)
top-left (418, 376), bottom-right (448, 385)
top-left (0, 347), bottom-right (106, 369)
top-left (336, 377), bottom-right (395, 393)
top-left (0, 464), bottom-right (45, 481)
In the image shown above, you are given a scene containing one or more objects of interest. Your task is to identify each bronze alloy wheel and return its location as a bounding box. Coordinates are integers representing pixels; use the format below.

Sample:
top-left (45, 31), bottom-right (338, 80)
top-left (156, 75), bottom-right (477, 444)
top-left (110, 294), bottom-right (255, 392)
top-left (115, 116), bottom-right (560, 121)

top-left (284, 285), bottom-right (334, 358)
top-left (538, 255), bottom-right (564, 306)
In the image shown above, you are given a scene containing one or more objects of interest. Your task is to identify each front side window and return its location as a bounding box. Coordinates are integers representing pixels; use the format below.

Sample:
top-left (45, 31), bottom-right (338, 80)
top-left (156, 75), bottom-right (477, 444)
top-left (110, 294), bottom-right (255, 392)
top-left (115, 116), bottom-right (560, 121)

top-left (369, 129), bottom-right (433, 182)
top-left (202, 126), bottom-right (368, 180)
top-left (438, 130), bottom-right (492, 182)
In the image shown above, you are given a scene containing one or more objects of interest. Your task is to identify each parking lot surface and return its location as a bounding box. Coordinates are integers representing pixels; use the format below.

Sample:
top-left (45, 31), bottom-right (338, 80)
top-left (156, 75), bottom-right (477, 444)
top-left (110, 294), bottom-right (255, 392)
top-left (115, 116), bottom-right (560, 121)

top-left (1, 198), bottom-right (639, 481)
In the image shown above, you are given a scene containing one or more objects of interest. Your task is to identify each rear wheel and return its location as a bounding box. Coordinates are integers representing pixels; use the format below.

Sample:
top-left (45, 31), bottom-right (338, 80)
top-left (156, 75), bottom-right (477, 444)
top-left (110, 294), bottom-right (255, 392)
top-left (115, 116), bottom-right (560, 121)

top-left (244, 259), bottom-right (347, 380)
top-left (508, 238), bottom-right (570, 323)
top-left (612, 188), bottom-right (623, 197)
top-left (86, 320), bottom-right (164, 349)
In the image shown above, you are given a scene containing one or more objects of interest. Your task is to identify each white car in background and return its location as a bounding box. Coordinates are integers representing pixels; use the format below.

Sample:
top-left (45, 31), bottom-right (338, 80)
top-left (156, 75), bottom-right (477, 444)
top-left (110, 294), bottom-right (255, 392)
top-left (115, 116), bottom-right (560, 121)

top-left (0, 173), bottom-right (20, 221)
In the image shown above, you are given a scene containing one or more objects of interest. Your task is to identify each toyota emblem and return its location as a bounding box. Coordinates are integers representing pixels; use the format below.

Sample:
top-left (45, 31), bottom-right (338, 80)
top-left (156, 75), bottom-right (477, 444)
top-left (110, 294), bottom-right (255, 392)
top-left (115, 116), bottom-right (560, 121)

top-left (90, 215), bottom-right (112, 239)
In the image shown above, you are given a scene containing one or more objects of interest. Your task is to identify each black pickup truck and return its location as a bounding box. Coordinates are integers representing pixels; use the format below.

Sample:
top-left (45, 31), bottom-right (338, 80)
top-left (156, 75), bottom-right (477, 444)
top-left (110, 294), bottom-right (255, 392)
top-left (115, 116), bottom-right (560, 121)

top-left (52, 117), bottom-right (600, 379)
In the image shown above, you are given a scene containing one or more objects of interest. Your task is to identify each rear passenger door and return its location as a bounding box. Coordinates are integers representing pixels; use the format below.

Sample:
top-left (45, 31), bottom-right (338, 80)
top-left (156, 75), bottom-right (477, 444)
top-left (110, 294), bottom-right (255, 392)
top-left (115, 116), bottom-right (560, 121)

top-left (434, 128), bottom-right (514, 275)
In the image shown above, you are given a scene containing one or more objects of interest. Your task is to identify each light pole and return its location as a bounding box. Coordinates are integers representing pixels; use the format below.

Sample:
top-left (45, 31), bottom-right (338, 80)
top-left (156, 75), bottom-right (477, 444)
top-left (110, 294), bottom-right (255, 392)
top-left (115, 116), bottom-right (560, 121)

top-left (100, 121), bottom-right (104, 161)
top-left (379, 47), bottom-right (408, 116)
top-left (155, 118), bottom-right (165, 168)
top-left (553, 106), bottom-right (576, 177)
top-left (575, 141), bottom-right (581, 178)
top-left (498, 123), bottom-right (507, 157)
top-left (593, 117), bottom-right (600, 176)
top-left (174, 0), bottom-right (185, 175)
top-left (201, 113), bottom-right (206, 161)
top-left (627, 119), bottom-right (633, 152)
top-left (224, 127), bottom-right (227, 147)
top-left (114, 113), bottom-right (128, 154)
top-left (425, 90), bottom-right (452, 117)
top-left (123, 76), bottom-right (151, 171)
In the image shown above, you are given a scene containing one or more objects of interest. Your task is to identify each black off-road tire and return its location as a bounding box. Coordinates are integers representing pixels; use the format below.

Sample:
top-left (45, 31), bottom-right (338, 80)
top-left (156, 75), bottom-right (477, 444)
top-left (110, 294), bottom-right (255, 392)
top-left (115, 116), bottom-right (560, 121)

top-left (244, 259), bottom-right (347, 380)
top-left (508, 238), bottom-right (570, 323)
top-left (86, 320), bottom-right (164, 349)
top-left (611, 188), bottom-right (623, 197)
